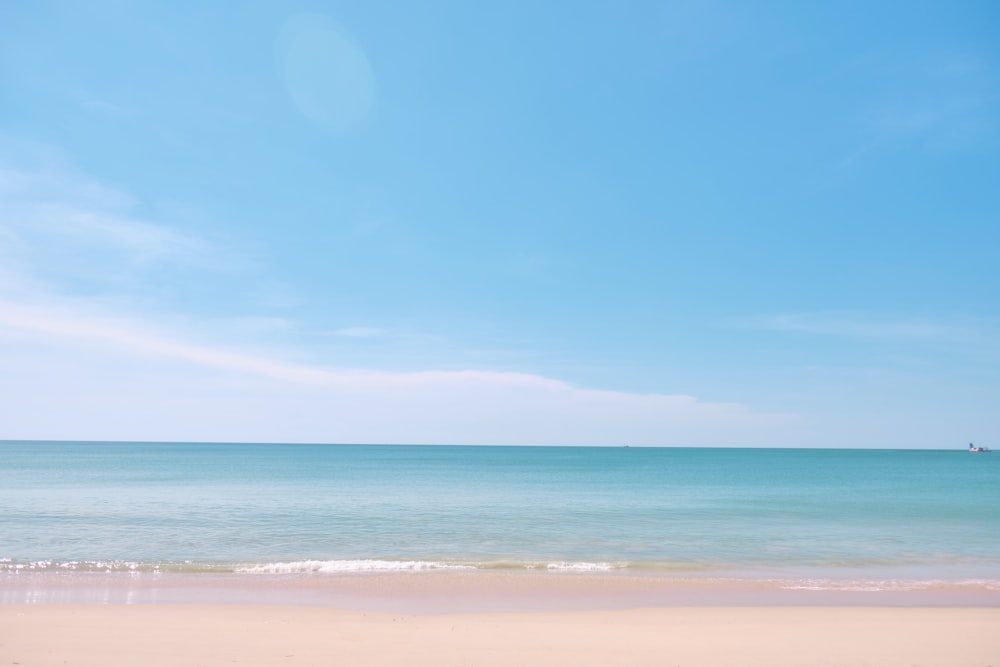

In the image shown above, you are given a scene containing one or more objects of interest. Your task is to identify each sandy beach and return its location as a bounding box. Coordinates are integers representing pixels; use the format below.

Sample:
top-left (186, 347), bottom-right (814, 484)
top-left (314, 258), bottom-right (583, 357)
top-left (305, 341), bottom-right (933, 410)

top-left (3, 603), bottom-right (998, 667)
top-left (4, 444), bottom-right (998, 666)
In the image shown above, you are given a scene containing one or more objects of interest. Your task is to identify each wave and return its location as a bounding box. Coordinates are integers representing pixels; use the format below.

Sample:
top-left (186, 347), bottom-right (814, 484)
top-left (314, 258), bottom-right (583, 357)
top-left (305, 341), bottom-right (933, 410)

top-left (3, 559), bottom-right (998, 591)
top-left (235, 559), bottom-right (629, 573)
top-left (0, 560), bottom-right (150, 573)
top-left (1, 558), bottom-right (629, 575)
top-left (771, 577), bottom-right (1000, 592)
top-left (539, 561), bottom-right (624, 572)
top-left (235, 560), bottom-right (477, 574)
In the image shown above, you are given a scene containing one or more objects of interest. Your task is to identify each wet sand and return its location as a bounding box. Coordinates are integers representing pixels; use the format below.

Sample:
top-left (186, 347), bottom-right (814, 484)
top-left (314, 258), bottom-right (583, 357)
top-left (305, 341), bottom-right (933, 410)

top-left (4, 570), bottom-right (998, 610)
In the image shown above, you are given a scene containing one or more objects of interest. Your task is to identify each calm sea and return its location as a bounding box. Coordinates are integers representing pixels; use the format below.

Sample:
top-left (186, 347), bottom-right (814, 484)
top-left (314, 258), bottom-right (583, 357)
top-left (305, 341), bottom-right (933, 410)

top-left (2, 442), bottom-right (998, 590)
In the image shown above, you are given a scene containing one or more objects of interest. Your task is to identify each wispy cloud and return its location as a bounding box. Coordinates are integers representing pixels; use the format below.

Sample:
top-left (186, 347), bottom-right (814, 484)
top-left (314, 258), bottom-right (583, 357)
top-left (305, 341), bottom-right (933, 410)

top-left (71, 89), bottom-right (133, 118)
top-left (840, 51), bottom-right (997, 168)
top-left (0, 163), bottom-right (208, 270)
top-left (0, 144), bottom-right (794, 446)
top-left (27, 202), bottom-right (203, 262)
top-left (329, 326), bottom-right (386, 338)
top-left (759, 312), bottom-right (976, 342)
top-left (0, 143), bottom-right (260, 359)
top-left (0, 295), bottom-right (794, 445)
top-left (0, 299), bottom-right (332, 384)
top-left (0, 147), bottom-right (132, 205)
top-left (0, 147), bottom-right (297, 351)
top-left (865, 51), bottom-right (997, 151)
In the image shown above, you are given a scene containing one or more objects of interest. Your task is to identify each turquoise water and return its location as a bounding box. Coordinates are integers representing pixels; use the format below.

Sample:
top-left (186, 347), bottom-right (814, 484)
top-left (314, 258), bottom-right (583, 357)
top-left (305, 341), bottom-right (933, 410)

top-left (2, 442), bottom-right (998, 588)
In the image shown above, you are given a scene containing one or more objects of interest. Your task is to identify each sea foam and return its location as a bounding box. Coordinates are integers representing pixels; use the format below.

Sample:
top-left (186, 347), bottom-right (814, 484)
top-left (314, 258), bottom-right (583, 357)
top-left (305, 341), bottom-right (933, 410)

top-left (235, 560), bottom-right (476, 574)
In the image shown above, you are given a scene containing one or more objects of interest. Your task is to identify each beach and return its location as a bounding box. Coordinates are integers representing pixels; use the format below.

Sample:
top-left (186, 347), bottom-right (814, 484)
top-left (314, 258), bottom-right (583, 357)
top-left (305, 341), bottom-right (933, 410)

top-left (4, 572), bottom-right (999, 666)
top-left (3, 443), bottom-right (998, 664)
top-left (4, 602), bottom-right (998, 667)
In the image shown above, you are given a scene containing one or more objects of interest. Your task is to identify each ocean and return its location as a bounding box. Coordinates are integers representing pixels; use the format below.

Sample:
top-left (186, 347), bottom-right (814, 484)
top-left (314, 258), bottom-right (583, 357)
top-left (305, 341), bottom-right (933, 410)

top-left (2, 442), bottom-right (999, 593)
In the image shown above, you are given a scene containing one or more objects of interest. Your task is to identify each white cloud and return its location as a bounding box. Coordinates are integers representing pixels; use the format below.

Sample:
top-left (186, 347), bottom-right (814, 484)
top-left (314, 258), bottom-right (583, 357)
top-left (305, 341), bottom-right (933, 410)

top-left (0, 299), bottom-right (331, 384)
top-left (0, 296), bottom-right (794, 446)
top-left (0, 146), bottom-right (796, 446)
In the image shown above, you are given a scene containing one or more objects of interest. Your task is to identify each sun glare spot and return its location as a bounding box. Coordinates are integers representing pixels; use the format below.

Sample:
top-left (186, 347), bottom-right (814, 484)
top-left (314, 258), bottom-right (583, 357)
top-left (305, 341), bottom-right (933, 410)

top-left (277, 14), bottom-right (377, 134)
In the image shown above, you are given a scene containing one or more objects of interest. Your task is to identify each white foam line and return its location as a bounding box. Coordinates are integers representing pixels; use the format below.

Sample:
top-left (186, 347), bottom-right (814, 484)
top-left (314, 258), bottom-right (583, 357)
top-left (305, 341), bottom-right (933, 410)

top-left (543, 561), bottom-right (623, 572)
top-left (234, 559), bottom-right (477, 574)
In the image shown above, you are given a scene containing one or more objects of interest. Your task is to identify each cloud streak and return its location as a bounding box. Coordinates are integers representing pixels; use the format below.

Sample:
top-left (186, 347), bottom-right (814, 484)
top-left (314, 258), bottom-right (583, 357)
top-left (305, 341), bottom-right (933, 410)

top-left (0, 145), bottom-right (794, 446)
top-left (330, 326), bottom-right (386, 338)
top-left (0, 296), bottom-right (794, 446)
top-left (0, 164), bottom-right (213, 294)
top-left (0, 299), bottom-right (331, 384)
top-left (760, 312), bottom-right (976, 342)
top-left (867, 51), bottom-right (997, 151)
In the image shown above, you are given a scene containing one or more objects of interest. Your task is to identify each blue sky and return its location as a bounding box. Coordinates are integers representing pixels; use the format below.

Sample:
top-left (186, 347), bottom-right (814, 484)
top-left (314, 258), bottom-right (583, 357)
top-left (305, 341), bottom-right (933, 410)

top-left (1, 1), bottom-right (997, 446)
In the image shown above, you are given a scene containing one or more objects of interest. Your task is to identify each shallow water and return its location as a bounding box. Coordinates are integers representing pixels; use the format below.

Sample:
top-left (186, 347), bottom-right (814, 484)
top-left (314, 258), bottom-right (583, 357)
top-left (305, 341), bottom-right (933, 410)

top-left (2, 442), bottom-right (998, 591)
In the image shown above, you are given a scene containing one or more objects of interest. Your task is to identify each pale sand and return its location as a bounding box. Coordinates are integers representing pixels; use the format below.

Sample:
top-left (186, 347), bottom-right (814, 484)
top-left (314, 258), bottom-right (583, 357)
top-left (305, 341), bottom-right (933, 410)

top-left (2, 605), bottom-right (998, 666)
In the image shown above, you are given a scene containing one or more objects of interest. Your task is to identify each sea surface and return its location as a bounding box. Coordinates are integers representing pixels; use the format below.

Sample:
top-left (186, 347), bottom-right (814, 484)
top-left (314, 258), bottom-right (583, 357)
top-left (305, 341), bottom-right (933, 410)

top-left (2, 441), bottom-right (999, 592)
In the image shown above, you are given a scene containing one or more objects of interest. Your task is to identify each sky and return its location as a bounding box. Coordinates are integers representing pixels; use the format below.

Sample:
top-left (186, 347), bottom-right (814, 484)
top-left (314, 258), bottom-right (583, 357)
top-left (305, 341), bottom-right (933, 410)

top-left (0, 1), bottom-right (997, 447)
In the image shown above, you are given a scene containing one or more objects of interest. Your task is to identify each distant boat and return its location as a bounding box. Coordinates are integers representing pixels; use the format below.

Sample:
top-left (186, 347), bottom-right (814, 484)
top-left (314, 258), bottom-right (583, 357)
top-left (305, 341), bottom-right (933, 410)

top-left (968, 443), bottom-right (991, 453)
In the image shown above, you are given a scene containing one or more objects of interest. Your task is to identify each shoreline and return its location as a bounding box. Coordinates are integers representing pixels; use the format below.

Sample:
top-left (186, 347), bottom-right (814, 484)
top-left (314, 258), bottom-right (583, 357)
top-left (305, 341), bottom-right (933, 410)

top-left (4, 570), bottom-right (998, 612)
top-left (3, 604), bottom-right (998, 666)
top-left (6, 569), bottom-right (998, 664)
